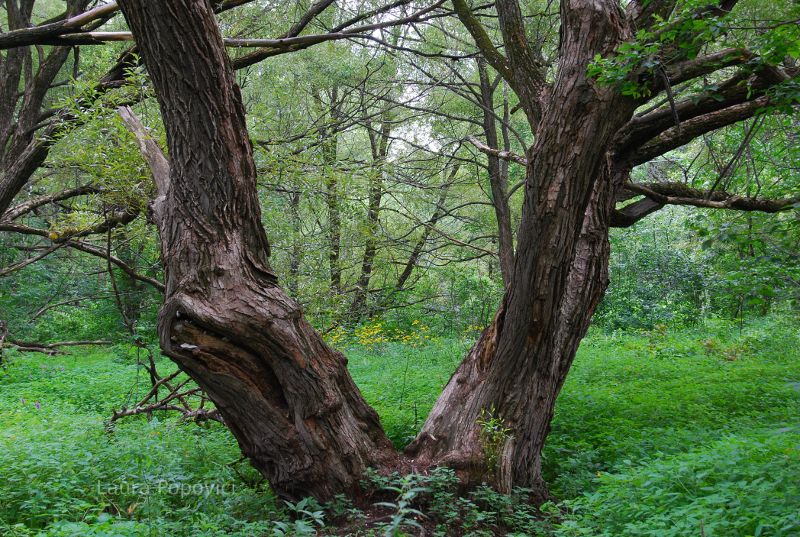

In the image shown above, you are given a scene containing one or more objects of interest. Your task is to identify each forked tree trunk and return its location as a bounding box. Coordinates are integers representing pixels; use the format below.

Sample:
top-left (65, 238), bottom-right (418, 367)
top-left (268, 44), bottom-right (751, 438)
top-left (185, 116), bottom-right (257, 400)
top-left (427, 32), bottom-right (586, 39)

top-left (406, 167), bottom-right (628, 497)
top-left (122, 0), bottom-right (637, 503)
top-left (117, 0), bottom-right (394, 501)
top-left (407, 2), bottom-right (637, 498)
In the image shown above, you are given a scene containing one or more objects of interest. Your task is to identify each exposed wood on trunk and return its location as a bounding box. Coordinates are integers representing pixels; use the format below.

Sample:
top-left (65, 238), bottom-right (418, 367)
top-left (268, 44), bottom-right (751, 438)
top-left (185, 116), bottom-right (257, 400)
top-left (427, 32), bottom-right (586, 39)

top-left (117, 106), bottom-right (170, 194)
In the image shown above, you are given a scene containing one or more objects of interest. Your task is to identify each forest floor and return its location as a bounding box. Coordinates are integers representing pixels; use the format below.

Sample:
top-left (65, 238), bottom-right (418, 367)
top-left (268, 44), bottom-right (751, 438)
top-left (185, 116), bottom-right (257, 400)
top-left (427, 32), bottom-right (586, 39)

top-left (0, 315), bottom-right (798, 536)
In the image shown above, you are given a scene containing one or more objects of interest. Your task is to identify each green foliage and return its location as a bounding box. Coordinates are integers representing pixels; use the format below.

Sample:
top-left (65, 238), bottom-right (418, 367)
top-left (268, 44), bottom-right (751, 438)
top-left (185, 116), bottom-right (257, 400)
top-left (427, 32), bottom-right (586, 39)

top-left (3, 314), bottom-right (798, 535)
top-left (556, 430), bottom-right (800, 537)
top-left (372, 474), bottom-right (429, 536)
top-left (588, 0), bottom-right (800, 101)
top-left (476, 406), bottom-right (513, 474)
top-left (597, 208), bottom-right (706, 329)
top-left (361, 467), bottom-right (551, 536)
top-left (347, 340), bottom-right (467, 447)
top-left (272, 498), bottom-right (326, 536)
top-left (546, 314), bottom-right (800, 536)
top-left (0, 351), bottom-right (279, 537)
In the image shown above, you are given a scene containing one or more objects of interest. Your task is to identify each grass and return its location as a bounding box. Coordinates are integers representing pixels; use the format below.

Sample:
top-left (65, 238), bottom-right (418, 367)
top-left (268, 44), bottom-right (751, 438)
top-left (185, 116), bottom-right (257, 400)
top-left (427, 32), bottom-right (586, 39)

top-left (547, 315), bottom-right (800, 536)
top-left (0, 315), bottom-right (798, 536)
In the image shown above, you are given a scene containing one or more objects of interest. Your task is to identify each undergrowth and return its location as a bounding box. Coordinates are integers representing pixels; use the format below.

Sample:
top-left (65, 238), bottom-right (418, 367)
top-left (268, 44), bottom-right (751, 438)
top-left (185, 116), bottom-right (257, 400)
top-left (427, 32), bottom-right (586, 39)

top-left (0, 314), bottom-right (797, 536)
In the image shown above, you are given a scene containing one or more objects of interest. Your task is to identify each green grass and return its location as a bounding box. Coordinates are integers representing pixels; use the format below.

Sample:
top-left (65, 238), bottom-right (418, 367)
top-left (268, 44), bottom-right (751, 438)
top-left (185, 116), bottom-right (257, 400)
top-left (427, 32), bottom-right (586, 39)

top-left (347, 340), bottom-right (468, 447)
top-left (547, 316), bottom-right (800, 536)
top-left (0, 315), bottom-right (798, 536)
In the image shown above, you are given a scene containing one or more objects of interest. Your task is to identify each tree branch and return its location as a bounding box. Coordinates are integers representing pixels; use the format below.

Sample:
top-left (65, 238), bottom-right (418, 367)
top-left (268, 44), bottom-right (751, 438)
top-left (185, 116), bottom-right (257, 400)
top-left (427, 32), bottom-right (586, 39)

top-left (610, 196), bottom-right (665, 227)
top-left (117, 106), bottom-right (169, 196)
top-left (0, 242), bottom-right (66, 277)
top-left (4, 339), bottom-right (111, 355)
top-left (0, 221), bottom-right (164, 292)
top-left (625, 181), bottom-right (798, 212)
top-left (494, 0), bottom-right (545, 123)
top-left (1, 184), bottom-right (101, 222)
top-left (230, 0), bottom-right (448, 68)
top-left (466, 135), bottom-right (528, 165)
top-left (0, 1), bottom-right (118, 49)
top-left (451, 0), bottom-right (514, 81)
top-left (628, 95), bottom-right (772, 165)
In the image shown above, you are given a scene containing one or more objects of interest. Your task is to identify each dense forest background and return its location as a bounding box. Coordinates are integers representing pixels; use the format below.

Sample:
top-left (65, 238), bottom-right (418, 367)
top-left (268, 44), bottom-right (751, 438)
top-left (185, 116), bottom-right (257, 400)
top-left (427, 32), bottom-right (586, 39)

top-left (1, 17), bottom-right (797, 342)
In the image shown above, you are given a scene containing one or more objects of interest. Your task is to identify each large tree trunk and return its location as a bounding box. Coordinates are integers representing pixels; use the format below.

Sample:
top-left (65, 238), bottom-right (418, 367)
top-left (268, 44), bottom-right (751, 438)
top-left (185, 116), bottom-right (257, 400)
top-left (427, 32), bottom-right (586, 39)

top-left (407, 2), bottom-right (636, 499)
top-left (117, 0), bottom-right (394, 501)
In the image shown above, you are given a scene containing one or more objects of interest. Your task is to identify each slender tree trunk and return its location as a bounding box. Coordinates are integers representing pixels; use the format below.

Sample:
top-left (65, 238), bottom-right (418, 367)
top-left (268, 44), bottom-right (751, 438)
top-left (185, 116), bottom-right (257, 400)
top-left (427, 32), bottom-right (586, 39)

top-left (477, 58), bottom-right (514, 287)
top-left (326, 175), bottom-right (342, 294)
top-left (349, 110), bottom-right (391, 321)
top-left (117, 0), bottom-right (394, 501)
top-left (318, 88), bottom-right (343, 295)
top-left (108, 226), bottom-right (148, 330)
top-left (407, 3), bottom-right (636, 499)
top-left (0, 0), bottom-right (77, 217)
top-left (288, 188), bottom-right (302, 298)
top-left (395, 179), bottom-right (452, 293)
top-left (0, 319), bottom-right (7, 366)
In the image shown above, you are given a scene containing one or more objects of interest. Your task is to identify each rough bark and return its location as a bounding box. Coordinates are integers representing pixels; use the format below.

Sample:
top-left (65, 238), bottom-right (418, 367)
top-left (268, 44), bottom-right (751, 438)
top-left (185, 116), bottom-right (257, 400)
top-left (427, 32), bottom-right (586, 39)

top-left (117, 0), bottom-right (394, 501)
top-left (407, 1), bottom-right (637, 498)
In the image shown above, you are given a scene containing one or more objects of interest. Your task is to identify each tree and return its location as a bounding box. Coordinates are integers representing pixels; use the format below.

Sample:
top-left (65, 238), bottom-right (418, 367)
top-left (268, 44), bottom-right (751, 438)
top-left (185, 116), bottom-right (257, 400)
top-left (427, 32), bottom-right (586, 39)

top-left (113, 0), bottom-right (400, 501)
top-left (405, 0), bottom-right (799, 496)
top-left (476, 57), bottom-right (515, 287)
top-left (0, 0), bottom-right (90, 217)
top-left (1, 0), bottom-right (797, 502)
